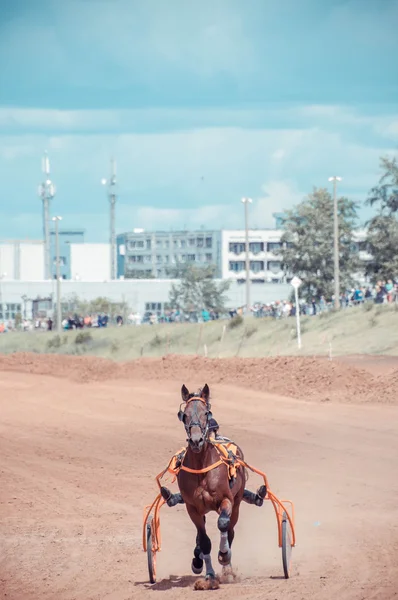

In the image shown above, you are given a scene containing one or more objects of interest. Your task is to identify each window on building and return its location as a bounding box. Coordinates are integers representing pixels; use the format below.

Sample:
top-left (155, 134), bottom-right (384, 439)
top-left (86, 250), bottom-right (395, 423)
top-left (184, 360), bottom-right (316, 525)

top-left (164, 255), bottom-right (169, 263)
top-left (250, 260), bottom-right (264, 272)
top-left (145, 302), bottom-right (162, 312)
top-left (128, 255), bottom-right (144, 263)
top-left (127, 268), bottom-right (153, 278)
top-left (267, 242), bottom-right (281, 252)
top-left (205, 237), bottom-right (212, 248)
top-left (188, 238), bottom-right (195, 247)
top-left (268, 260), bottom-right (281, 273)
top-left (164, 240), bottom-right (170, 248)
top-left (196, 237), bottom-right (204, 247)
top-left (180, 239), bottom-right (186, 248)
top-left (249, 242), bottom-right (264, 254)
top-left (252, 279), bottom-right (265, 284)
top-left (187, 254), bottom-right (196, 262)
top-left (173, 239), bottom-right (179, 248)
top-left (146, 239), bottom-right (152, 249)
top-left (156, 239), bottom-right (162, 248)
top-left (156, 255), bottom-right (162, 263)
top-left (129, 240), bottom-right (145, 249)
top-left (229, 242), bottom-right (245, 254)
top-left (229, 261), bottom-right (245, 272)
top-left (180, 255), bottom-right (186, 262)
top-left (53, 256), bottom-right (67, 265)
top-left (205, 253), bottom-right (213, 262)
top-left (144, 255), bottom-right (152, 263)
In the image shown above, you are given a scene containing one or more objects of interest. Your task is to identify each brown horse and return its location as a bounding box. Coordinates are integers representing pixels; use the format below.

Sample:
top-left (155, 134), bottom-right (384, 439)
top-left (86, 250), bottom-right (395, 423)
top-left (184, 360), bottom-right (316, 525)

top-left (161, 383), bottom-right (266, 590)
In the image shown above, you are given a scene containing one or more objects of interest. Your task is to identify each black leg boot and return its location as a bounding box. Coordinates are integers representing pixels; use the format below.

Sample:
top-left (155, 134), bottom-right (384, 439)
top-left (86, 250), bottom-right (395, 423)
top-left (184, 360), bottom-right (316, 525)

top-left (160, 486), bottom-right (185, 507)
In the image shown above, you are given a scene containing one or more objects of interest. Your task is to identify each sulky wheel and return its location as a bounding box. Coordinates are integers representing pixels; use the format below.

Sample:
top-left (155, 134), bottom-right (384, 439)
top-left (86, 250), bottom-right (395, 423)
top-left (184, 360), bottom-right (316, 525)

top-left (282, 511), bottom-right (292, 579)
top-left (146, 515), bottom-right (157, 584)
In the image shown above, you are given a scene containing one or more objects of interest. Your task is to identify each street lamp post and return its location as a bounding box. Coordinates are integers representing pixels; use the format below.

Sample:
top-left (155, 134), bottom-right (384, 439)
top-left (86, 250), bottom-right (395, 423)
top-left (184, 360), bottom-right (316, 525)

top-left (52, 216), bottom-right (62, 332)
top-left (328, 176), bottom-right (342, 310)
top-left (241, 197), bottom-right (252, 315)
top-left (38, 152), bottom-right (56, 280)
top-left (101, 158), bottom-right (117, 280)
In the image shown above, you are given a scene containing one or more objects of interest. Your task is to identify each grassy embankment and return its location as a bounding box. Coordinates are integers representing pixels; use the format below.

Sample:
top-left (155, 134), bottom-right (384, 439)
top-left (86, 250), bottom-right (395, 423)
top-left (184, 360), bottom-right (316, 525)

top-left (0, 302), bottom-right (397, 359)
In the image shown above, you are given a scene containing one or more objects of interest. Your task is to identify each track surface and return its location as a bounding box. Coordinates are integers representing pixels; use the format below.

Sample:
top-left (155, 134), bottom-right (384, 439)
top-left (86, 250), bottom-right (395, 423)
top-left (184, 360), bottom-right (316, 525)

top-left (1, 354), bottom-right (398, 599)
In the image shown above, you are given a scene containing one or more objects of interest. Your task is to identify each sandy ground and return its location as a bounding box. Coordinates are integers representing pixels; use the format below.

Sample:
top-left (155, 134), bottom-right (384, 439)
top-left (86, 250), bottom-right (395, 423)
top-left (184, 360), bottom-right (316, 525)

top-left (1, 353), bottom-right (398, 599)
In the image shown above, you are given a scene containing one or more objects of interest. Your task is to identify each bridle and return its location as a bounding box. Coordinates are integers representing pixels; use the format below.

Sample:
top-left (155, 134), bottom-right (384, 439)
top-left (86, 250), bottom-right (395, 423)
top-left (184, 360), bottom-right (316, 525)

top-left (178, 396), bottom-right (213, 441)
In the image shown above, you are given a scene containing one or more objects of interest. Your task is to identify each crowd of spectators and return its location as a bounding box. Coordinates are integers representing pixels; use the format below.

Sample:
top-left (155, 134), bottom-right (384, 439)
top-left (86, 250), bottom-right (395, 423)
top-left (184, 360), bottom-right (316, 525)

top-left (1, 280), bottom-right (397, 332)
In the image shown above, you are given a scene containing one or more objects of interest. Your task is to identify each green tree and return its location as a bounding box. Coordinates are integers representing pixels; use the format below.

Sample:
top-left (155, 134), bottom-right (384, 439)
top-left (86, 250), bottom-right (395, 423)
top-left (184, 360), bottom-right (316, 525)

top-left (365, 215), bottom-right (398, 280)
top-left (367, 155), bottom-right (398, 214)
top-left (61, 294), bottom-right (128, 318)
top-left (168, 264), bottom-right (230, 313)
top-left (279, 187), bottom-right (361, 300)
top-left (365, 155), bottom-right (398, 280)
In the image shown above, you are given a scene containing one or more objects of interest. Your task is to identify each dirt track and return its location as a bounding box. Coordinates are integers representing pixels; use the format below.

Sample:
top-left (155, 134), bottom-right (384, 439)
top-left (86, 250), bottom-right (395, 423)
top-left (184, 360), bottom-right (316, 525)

top-left (1, 353), bottom-right (398, 599)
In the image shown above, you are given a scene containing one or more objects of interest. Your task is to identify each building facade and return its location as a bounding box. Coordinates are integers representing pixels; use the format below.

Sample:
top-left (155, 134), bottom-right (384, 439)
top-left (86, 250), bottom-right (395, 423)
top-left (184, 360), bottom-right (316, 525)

top-left (49, 229), bottom-right (85, 280)
top-left (0, 240), bottom-right (45, 281)
top-left (221, 229), bottom-right (286, 283)
top-left (70, 243), bottom-right (111, 281)
top-left (117, 229), bottom-right (222, 279)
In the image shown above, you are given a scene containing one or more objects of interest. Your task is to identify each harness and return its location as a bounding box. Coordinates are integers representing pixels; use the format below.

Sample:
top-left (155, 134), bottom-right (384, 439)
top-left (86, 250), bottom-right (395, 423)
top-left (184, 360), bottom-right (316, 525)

top-left (158, 438), bottom-right (243, 486)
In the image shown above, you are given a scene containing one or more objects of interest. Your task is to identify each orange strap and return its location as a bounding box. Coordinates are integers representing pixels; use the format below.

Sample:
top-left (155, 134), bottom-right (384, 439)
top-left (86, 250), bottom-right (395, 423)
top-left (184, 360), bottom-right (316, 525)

top-left (179, 460), bottom-right (224, 474)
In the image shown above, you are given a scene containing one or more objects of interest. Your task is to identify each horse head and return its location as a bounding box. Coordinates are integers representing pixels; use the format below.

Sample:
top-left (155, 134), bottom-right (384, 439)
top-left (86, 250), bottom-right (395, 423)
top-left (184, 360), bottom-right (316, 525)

top-left (178, 384), bottom-right (212, 453)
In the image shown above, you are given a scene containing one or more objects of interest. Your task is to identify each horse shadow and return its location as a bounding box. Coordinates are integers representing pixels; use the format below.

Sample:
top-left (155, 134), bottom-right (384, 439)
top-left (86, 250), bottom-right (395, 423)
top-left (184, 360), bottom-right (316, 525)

top-left (134, 574), bottom-right (198, 591)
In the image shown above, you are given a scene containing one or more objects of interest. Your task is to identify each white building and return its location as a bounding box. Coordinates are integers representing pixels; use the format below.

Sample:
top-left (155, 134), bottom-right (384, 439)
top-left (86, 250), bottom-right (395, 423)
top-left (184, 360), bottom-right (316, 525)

top-left (221, 229), bottom-right (286, 283)
top-left (0, 241), bottom-right (44, 281)
top-left (70, 243), bottom-right (111, 282)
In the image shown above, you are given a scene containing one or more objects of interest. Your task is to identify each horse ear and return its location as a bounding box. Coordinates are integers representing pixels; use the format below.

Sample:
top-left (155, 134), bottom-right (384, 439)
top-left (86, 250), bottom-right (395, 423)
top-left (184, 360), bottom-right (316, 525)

top-left (201, 384), bottom-right (210, 404)
top-left (181, 384), bottom-right (190, 403)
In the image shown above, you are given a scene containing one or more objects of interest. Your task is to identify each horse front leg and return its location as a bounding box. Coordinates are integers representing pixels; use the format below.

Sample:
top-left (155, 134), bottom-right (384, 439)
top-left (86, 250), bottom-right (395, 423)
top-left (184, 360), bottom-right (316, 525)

top-left (186, 504), bottom-right (219, 590)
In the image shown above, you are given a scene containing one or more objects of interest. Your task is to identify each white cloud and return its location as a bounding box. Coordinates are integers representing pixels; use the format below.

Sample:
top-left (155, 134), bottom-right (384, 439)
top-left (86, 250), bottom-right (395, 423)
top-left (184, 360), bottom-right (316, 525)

top-left (1, 105), bottom-right (397, 241)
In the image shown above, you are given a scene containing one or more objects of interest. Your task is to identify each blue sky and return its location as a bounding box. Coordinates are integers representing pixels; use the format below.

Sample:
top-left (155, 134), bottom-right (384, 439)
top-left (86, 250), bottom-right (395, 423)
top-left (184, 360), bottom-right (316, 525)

top-left (0, 0), bottom-right (397, 241)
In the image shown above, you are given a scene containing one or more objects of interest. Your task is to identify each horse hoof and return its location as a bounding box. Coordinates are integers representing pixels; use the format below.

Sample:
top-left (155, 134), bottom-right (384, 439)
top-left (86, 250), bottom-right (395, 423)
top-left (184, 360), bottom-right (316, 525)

top-left (194, 575), bottom-right (220, 591)
top-left (192, 557), bottom-right (204, 575)
top-left (218, 550), bottom-right (231, 566)
top-left (221, 565), bottom-right (238, 584)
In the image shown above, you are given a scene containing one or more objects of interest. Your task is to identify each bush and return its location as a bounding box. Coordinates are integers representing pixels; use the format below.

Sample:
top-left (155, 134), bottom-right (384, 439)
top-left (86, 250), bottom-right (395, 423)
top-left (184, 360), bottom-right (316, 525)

top-left (149, 334), bottom-right (163, 348)
top-left (245, 325), bottom-right (257, 338)
top-left (47, 335), bottom-right (61, 349)
top-left (228, 315), bottom-right (243, 329)
top-left (75, 331), bottom-right (93, 344)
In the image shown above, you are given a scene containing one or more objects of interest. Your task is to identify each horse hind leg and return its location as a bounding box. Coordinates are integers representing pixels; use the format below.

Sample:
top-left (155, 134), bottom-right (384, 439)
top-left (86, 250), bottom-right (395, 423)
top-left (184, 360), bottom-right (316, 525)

top-left (217, 498), bottom-right (233, 566)
top-left (220, 502), bottom-right (241, 584)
